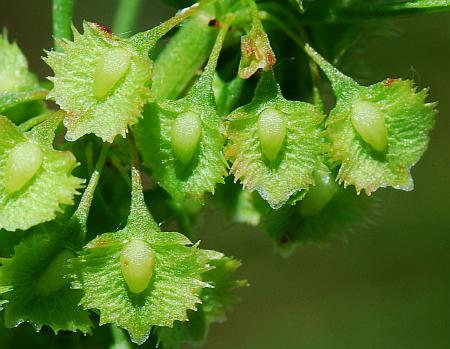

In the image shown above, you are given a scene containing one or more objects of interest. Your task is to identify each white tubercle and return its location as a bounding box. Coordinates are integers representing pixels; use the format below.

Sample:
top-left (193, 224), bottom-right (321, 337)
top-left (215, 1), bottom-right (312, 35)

top-left (120, 239), bottom-right (156, 294)
top-left (93, 47), bottom-right (131, 99)
top-left (351, 100), bottom-right (388, 152)
top-left (170, 111), bottom-right (202, 165)
top-left (4, 141), bottom-right (44, 194)
top-left (257, 108), bottom-right (287, 162)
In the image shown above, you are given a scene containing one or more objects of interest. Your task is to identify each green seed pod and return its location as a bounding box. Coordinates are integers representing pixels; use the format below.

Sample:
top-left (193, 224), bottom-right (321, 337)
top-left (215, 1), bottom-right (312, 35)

top-left (170, 111), bottom-right (202, 165)
top-left (0, 31), bottom-right (39, 93)
top-left (4, 141), bottom-right (43, 194)
top-left (0, 114), bottom-right (83, 232)
top-left (35, 249), bottom-right (76, 296)
top-left (120, 239), bottom-right (156, 294)
top-left (351, 100), bottom-right (388, 152)
top-left (0, 227), bottom-right (92, 333)
top-left (134, 15), bottom-right (233, 203)
top-left (304, 44), bottom-right (435, 194)
top-left (225, 71), bottom-right (325, 209)
top-left (72, 167), bottom-right (229, 344)
top-left (298, 170), bottom-right (339, 217)
top-left (93, 47), bottom-right (132, 99)
top-left (257, 108), bottom-right (287, 162)
top-left (44, 22), bottom-right (152, 142)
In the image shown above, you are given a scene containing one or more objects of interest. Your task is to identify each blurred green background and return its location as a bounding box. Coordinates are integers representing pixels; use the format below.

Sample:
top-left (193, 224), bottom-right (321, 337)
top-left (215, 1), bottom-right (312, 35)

top-left (1, 1), bottom-right (449, 348)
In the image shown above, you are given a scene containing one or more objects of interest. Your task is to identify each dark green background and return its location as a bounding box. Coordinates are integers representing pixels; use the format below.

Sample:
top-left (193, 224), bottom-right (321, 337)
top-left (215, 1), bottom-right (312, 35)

top-left (1, 1), bottom-right (449, 348)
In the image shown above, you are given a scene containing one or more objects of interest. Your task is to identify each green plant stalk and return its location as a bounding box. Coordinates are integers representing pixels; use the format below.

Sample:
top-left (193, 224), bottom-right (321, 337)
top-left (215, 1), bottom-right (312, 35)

top-left (127, 131), bottom-right (140, 170)
top-left (300, 1), bottom-right (450, 24)
top-left (112, 0), bottom-right (143, 36)
top-left (309, 60), bottom-right (324, 110)
top-left (109, 152), bottom-right (132, 188)
top-left (149, 13), bottom-right (217, 100)
top-left (0, 90), bottom-right (48, 114)
top-left (130, 2), bottom-right (213, 55)
top-left (74, 142), bottom-right (110, 237)
top-left (84, 141), bottom-right (94, 176)
top-left (52, 0), bottom-right (75, 47)
top-left (110, 324), bottom-right (132, 349)
top-left (259, 10), bottom-right (322, 105)
top-left (17, 112), bottom-right (51, 132)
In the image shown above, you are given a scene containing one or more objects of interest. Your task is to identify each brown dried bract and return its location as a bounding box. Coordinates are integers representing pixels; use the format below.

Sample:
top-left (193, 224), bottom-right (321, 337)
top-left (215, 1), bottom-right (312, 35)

top-left (94, 23), bottom-right (112, 36)
top-left (385, 78), bottom-right (399, 87)
top-left (239, 29), bottom-right (276, 79)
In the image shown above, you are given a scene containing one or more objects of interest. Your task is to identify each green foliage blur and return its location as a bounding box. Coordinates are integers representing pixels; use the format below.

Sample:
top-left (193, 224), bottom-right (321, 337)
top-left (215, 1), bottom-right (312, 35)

top-left (0, 0), bottom-right (449, 348)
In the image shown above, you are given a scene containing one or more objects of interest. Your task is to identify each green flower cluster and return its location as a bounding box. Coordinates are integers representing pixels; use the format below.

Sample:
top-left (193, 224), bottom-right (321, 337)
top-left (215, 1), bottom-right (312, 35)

top-left (0, 0), bottom-right (439, 347)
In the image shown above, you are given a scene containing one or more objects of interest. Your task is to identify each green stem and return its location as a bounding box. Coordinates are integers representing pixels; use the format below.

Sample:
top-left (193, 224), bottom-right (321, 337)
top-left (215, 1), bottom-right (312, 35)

top-left (302, 43), bottom-right (354, 90)
top-left (258, 5), bottom-right (322, 105)
top-left (85, 141), bottom-right (94, 176)
top-left (0, 89), bottom-right (48, 114)
top-left (109, 324), bottom-right (132, 349)
top-left (246, 0), bottom-right (261, 26)
top-left (215, 75), bottom-right (246, 116)
top-left (73, 142), bottom-right (110, 236)
top-left (202, 15), bottom-right (233, 78)
top-left (127, 131), bottom-right (140, 170)
top-left (126, 132), bottom-right (159, 232)
top-left (190, 14), bottom-right (234, 94)
top-left (309, 60), bottom-right (324, 110)
top-left (299, 2), bottom-right (450, 25)
top-left (18, 112), bottom-right (51, 132)
top-left (109, 152), bottom-right (132, 188)
top-left (259, 11), bottom-right (353, 91)
top-left (130, 1), bottom-right (214, 55)
top-left (112, 0), bottom-right (143, 36)
top-left (149, 11), bottom-right (217, 100)
top-left (52, 0), bottom-right (75, 48)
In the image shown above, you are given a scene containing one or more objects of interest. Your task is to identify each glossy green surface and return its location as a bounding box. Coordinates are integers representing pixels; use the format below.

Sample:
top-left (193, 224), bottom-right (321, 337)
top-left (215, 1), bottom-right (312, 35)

top-left (4, 142), bottom-right (43, 194)
top-left (120, 239), bottom-right (156, 294)
top-left (298, 170), bottom-right (339, 217)
top-left (170, 111), bottom-right (202, 165)
top-left (257, 108), bottom-right (287, 162)
top-left (93, 47), bottom-right (131, 99)
top-left (351, 100), bottom-right (388, 152)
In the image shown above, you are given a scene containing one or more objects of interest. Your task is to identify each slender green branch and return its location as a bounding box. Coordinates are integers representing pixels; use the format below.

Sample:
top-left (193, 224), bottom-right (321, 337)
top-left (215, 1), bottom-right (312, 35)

top-left (85, 141), bottom-right (94, 176)
top-left (309, 60), bottom-right (324, 110)
top-left (130, 1), bottom-right (215, 55)
top-left (126, 131), bottom-right (159, 232)
top-left (259, 11), bottom-right (306, 49)
top-left (109, 152), bottom-right (132, 188)
top-left (149, 12), bottom-right (217, 100)
top-left (52, 0), bottom-right (75, 48)
top-left (186, 13), bottom-right (234, 98)
top-left (299, 1), bottom-right (450, 24)
top-left (259, 11), bottom-right (317, 85)
top-left (73, 142), bottom-right (110, 236)
top-left (112, 0), bottom-right (143, 36)
top-left (0, 89), bottom-right (48, 114)
top-left (199, 14), bottom-right (233, 84)
top-left (127, 131), bottom-right (140, 171)
top-left (18, 112), bottom-right (51, 132)
top-left (259, 11), bottom-right (351, 89)
top-left (109, 324), bottom-right (132, 349)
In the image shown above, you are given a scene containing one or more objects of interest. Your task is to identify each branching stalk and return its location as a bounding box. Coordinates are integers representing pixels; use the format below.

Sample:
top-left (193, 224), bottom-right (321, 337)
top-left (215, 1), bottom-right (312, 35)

top-left (52, 0), bottom-right (75, 48)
